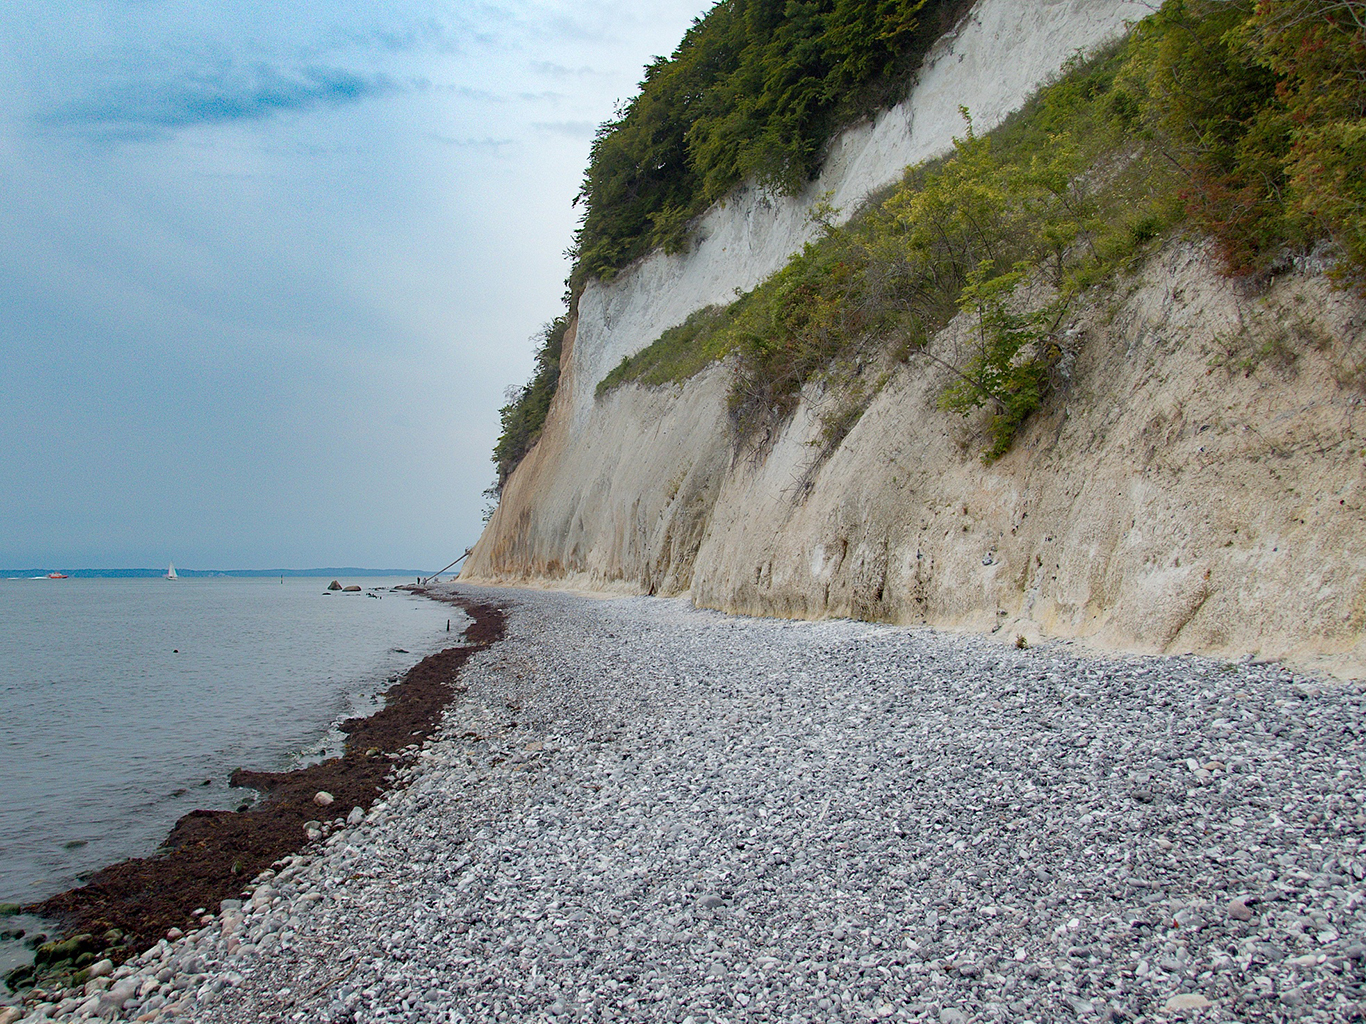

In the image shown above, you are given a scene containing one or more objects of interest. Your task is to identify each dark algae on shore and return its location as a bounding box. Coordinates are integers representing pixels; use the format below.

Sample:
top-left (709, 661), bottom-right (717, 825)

top-left (5, 592), bottom-right (505, 995)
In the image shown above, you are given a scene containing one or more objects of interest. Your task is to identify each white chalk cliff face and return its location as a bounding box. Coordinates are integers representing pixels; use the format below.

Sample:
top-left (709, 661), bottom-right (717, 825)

top-left (567, 0), bottom-right (1152, 426)
top-left (465, 0), bottom-right (1366, 676)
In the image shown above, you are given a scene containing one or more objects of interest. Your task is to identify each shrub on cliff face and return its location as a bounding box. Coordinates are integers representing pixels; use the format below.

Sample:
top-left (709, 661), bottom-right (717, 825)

top-left (598, 1), bottom-right (1366, 461)
top-left (1245, 0), bottom-right (1366, 288)
top-left (935, 265), bottom-right (1065, 462)
top-left (1131, 0), bottom-right (1366, 286)
top-left (1127, 0), bottom-right (1285, 276)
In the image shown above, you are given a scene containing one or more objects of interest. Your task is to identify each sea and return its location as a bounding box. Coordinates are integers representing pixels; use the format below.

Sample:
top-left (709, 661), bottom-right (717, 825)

top-left (0, 576), bottom-right (459, 913)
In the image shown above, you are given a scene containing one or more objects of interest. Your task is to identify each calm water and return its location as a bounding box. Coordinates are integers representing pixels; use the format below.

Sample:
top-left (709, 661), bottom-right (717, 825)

top-left (0, 577), bottom-right (458, 906)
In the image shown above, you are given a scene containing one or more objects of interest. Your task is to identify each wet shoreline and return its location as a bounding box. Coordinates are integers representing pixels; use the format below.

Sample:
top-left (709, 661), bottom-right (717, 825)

top-left (4, 591), bottom-right (504, 996)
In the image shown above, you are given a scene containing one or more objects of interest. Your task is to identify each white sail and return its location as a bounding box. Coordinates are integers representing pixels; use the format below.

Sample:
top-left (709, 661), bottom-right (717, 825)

top-left (165, 562), bottom-right (177, 580)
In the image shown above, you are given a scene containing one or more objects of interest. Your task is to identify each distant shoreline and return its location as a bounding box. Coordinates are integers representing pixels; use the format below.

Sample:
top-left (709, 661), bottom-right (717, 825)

top-left (0, 568), bottom-right (425, 579)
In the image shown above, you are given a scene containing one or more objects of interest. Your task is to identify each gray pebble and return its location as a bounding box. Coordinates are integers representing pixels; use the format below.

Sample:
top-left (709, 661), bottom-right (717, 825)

top-left (20, 587), bottom-right (1361, 1024)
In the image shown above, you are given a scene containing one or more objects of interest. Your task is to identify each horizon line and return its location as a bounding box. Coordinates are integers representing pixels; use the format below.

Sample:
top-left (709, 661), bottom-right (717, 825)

top-left (1, 566), bottom-right (432, 576)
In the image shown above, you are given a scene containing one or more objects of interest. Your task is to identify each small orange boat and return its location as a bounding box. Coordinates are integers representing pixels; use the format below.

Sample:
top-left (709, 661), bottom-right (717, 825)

top-left (46, 572), bottom-right (69, 579)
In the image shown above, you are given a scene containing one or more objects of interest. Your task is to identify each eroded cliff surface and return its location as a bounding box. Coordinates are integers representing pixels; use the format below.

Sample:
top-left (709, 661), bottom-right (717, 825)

top-left (687, 244), bottom-right (1366, 674)
top-left (465, 0), bottom-right (1366, 674)
top-left (563, 0), bottom-right (1152, 427)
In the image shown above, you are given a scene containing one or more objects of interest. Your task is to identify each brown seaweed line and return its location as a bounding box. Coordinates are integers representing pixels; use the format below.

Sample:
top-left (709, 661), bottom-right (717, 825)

top-left (25, 591), bottom-right (506, 961)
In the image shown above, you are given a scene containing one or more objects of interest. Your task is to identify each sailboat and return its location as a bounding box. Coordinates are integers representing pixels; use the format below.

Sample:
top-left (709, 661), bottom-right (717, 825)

top-left (164, 562), bottom-right (178, 580)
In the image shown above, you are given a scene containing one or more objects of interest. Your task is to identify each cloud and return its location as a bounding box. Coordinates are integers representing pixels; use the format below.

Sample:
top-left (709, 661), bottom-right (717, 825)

top-left (527, 61), bottom-right (600, 80)
top-left (531, 120), bottom-right (597, 139)
top-left (427, 133), bottom-right (517, 150)
top-left (42, 62), bottom-right (399, 140)
top-left (319, 19), bottom-right (461, 58)
top-left (452, 85), bottom-right (505, 103)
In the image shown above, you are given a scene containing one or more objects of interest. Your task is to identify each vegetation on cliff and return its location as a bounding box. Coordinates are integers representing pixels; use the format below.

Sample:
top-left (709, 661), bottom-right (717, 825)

top-left (602, 0), bottom-right (1366, 459)
top-left (570, 0), bottom-right (976, 286)
top-left (604, 39), bottom-right (1181, 457)
top-left (491, 315), bottom-right (568, 489)
top-left (491, 0), bottom-right (973, 490)
top-left (1145, 0), bottom-right (1366, 282)
top-left (494, 0), bottom-right (1365, 485)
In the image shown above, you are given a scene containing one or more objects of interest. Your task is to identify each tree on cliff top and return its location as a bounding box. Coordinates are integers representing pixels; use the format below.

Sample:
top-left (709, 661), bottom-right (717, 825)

top-left (570, 0), bottom-right (975, 285)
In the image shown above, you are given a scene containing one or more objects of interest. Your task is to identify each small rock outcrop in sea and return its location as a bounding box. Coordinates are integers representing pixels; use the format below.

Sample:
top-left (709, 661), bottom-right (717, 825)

top-left (326, 581), bottom-right (341, 591)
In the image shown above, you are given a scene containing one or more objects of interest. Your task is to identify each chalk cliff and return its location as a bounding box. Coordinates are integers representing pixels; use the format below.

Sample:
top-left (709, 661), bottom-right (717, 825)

top-left (465, 0), bottom-right (1366, 676)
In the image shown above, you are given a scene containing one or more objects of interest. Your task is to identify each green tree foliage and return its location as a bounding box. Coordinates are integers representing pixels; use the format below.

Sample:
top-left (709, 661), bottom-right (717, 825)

top-left (572, 0), bottom-right (974, 284)
top-left (936, 264), bottom-right (1063, 461)
top-left (1130, 0), bottom-right (1366, 284)
top-left (1245, 1), bottom-right (1366, 285)
top-left (604, 42), bottom-right (1186, 457)
top-left (490, 316), bottom-right (569, 488)
top-left (1125, 0), bottom-right (1288, 274)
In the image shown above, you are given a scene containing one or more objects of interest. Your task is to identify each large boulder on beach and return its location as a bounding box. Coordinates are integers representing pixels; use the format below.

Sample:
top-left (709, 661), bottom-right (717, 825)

top-left (343, 585), bottom-right (362, 592)
top-left (100, 977), bottom-right (138, 1011)
top-left (327, 580), bottom-right (342, 590)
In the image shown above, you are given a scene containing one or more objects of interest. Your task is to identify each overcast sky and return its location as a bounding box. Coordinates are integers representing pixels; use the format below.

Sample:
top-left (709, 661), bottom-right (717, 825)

top-left (0, 0), bottom-right (712, 571)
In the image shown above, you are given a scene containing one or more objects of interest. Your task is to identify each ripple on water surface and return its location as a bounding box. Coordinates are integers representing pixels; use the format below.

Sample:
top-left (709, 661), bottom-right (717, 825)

top-left (0, 577), bottom-right (457, 905)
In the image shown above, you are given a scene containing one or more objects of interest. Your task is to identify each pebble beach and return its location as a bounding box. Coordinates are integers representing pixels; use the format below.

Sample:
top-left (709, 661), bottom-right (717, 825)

top-left (7, 585), bottom-right (1365, 1023)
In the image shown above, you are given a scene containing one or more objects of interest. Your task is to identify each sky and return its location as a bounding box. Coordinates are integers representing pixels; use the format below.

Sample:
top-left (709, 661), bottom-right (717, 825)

top-left (0, 0), bottom-right (713, 571)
